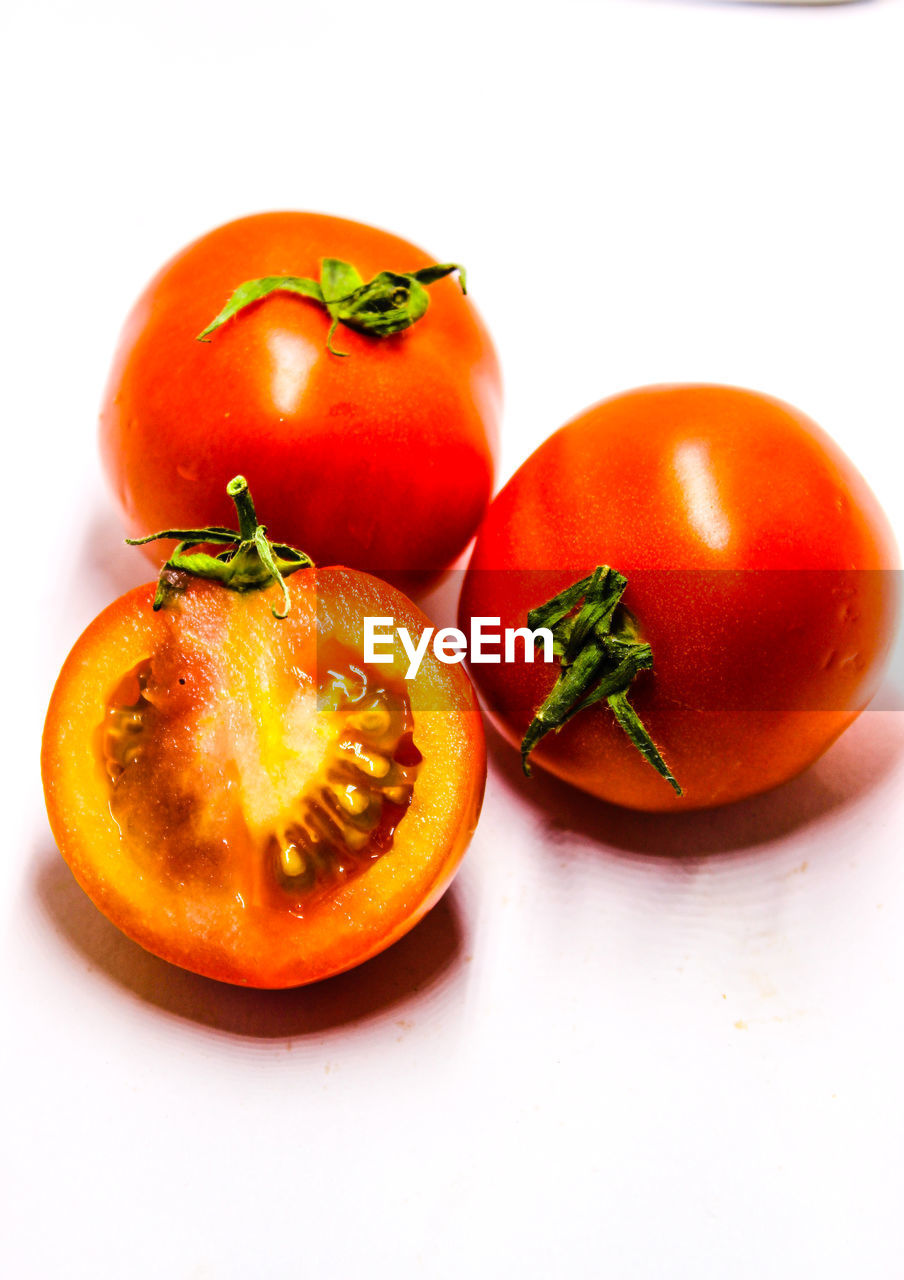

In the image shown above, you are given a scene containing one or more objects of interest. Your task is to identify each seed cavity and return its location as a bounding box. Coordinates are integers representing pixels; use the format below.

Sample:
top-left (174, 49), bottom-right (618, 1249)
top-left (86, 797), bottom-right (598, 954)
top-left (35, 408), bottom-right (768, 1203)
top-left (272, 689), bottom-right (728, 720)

top-left (334, 784), bottom-right (369, 816)
top-left (381, 785), bottom-right (410, 806)
top-left (273, 673), bottom-right (421, 905)
top-left (280, 843), bottom-right (305, 878)
top-left (348, 704), bottom-right (392, 737)
top-left (101, 662), bottom-right (154, 782)
top-left (101, 650), bottom-right (421, 907)
top-left (340, 742), bottom-right (391, 777)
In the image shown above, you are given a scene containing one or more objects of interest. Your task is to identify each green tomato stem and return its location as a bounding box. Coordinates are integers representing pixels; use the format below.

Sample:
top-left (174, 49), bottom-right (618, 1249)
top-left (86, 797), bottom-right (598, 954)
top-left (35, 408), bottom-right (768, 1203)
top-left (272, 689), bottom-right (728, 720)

top-left (521, 566), bottom-right (682, 795)
top-left (227, 475), bottom-right (259, 542)
top-left (126, 476), bottom-right (313, 618)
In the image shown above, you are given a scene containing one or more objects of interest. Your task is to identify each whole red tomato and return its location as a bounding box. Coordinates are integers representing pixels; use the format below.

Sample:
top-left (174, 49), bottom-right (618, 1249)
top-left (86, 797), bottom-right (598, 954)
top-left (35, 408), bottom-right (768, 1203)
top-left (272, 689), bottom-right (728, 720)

top-left (458, 385), bottom-right (900, 812)
top-left (100, 212), bottom-right (501, 590)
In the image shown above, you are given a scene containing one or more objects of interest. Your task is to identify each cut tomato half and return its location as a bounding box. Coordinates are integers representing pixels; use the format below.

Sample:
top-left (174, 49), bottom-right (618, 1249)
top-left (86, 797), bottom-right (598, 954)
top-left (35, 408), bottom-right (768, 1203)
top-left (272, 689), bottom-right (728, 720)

top-left (43, 570), bottom-right (485, 987)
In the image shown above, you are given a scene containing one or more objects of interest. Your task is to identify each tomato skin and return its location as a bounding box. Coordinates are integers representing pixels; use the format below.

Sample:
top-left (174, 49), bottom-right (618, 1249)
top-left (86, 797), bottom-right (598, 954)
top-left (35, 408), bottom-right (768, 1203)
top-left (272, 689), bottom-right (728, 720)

top-left (459, 385), bottom-right (900, 812)
top-left (100, 212), bottom-right (501, 591)
top-left (42, 570), bottom-right (485, 987)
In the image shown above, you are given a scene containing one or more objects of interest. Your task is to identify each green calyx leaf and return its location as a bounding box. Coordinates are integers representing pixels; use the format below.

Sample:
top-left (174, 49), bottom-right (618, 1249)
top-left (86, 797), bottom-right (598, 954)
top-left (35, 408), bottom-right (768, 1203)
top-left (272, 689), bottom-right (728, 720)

top-left (126, 475), bottom-right (313, 618)
top-left (521, 566), bottom-right (682, 795)
top-left (196, 276), bottom-right (324, 341)
top-left (196, 258), bottom-right (466, 355)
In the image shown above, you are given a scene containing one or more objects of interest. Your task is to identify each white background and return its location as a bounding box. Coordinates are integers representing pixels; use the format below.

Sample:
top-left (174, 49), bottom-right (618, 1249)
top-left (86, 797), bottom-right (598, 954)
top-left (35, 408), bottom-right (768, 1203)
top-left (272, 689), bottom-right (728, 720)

top-left (4, 1), bottom-right (904, 1276)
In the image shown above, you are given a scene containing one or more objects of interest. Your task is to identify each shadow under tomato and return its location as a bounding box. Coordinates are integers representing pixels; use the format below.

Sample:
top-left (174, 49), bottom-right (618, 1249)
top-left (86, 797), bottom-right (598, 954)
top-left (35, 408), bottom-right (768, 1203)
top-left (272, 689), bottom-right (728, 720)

top-left (485, 706), bottom-right (904, 860)
top-left (33, 846), bottom-right (466, 1039)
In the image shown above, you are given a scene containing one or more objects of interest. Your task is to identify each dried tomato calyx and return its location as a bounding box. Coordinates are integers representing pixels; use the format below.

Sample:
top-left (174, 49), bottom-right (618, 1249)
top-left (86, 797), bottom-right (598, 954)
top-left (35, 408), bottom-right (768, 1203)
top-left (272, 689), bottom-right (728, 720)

top-left (196, 257), bottom-right (467, 356)
top-left (522, 566), bottom-right (682, 795)
top-left (126, 475), bottom-right (312, 618)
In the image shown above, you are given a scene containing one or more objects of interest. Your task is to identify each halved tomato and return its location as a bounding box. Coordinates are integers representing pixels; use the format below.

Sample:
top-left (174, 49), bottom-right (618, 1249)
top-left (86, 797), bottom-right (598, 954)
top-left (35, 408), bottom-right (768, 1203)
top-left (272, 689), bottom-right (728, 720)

top-left (42, 564), bottom-right (484, 988)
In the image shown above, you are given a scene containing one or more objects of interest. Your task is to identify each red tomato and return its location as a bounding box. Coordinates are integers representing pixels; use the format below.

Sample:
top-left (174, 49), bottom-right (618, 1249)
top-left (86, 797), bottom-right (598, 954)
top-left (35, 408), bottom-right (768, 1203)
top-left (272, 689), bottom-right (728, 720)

top-left (100, 212), bottom-right (501, 591)
top-left (458, 385), bottom-right (899, 811)
top-left (42, 487), bottom-right (485, 987)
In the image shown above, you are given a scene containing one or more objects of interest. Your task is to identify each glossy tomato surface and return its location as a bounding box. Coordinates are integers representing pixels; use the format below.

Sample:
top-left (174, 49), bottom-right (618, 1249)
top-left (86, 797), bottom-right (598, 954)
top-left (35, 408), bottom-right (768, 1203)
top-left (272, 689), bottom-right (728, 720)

top-left (100, 212), bottom-right (501, 590)
top-left (42, 571), bottom-right (485, 987)
top-left (459, 384), bottom-right (900, 812)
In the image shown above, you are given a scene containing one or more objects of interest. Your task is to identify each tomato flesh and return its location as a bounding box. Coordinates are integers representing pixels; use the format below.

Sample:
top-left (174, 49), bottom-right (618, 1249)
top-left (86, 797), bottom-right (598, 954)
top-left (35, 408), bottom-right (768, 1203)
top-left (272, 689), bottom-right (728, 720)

top-left (44, 571), bottom-right (485, 986)
top-left (102, 639), bottom-right (421, 912)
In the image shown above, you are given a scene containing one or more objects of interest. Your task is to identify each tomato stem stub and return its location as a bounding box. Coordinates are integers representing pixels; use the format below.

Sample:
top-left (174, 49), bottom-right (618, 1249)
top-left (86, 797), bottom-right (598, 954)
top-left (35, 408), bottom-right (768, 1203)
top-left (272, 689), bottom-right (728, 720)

top-left (196, 258), bottom-right (467, 355)
top-left (125, 475), bottom-right (313, 618)
top-left (522, 567), bottom-right (682, 795)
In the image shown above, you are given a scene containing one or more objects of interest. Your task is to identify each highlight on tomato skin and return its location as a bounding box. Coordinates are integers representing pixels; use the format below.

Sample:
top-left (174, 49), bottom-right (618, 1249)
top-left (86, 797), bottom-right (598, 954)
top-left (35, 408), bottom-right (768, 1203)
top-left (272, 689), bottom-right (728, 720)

top-left (41, 569), bottom-right (486, 988)
top-left (99, 211), bottom-right (502, 593)
top-left (458, 383), bottom-right (901, 813)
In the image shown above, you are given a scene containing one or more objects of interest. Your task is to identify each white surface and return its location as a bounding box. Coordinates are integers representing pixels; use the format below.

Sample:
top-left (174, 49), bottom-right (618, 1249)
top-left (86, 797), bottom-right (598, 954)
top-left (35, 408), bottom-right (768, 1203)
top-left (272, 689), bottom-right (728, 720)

top-left (4, 1), bottom-right (904, 1276)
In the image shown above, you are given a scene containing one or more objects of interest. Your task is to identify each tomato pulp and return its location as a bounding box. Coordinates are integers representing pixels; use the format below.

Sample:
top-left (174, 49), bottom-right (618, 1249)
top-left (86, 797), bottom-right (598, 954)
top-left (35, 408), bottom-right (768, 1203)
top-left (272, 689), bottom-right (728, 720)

top-left (459, 385), bottom-right (899, 811)
top-left (43, 570), bottom-right (485, 986)
top-left (100, 212), bottom-right (501, 591)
